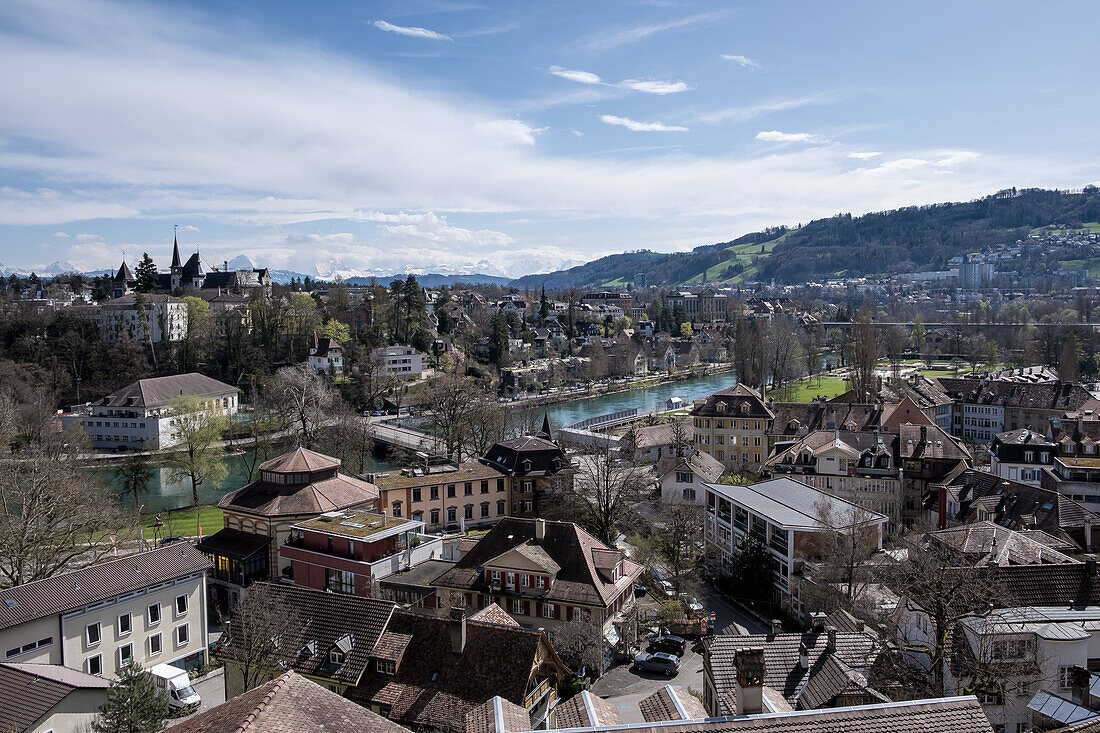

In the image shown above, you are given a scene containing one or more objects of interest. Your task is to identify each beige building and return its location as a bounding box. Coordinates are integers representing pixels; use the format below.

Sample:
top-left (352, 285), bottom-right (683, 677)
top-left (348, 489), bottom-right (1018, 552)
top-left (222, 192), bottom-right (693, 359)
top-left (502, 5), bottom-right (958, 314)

top-left (0, 544), bottom-right (211, 679)
top-left (691, 384), bottom-right (775, 473)
top-left (371, 461), bottom-right (512, 532)
top-left (96, 293), bottom-right (189, 343)
top-left (0, 663), bottom-right (110, 733)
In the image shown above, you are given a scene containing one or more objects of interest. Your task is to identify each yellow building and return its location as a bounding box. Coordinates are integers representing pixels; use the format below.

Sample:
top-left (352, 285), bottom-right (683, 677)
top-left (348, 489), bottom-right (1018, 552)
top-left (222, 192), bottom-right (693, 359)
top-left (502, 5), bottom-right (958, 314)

top-left (691, 384), bottom-right (774, 473)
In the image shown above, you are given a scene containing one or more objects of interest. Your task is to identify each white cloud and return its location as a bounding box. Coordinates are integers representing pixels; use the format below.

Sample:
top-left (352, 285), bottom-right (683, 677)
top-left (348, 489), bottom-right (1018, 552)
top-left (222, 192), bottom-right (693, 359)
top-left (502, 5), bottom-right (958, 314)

top-left (373, 20), bottom-right (452, 41)
top-left (549, 66), bottom-right (602, 85)
top-left (620, 79), bottom-right (691, 94)
top-left (582, 12), bottom-right (722, 51)
top-left (848, 151), bottom-right (881, 160)
top-left (570, 130), bottom-right (584, 137)
top-left (756, 130), bottom-right (826, 143)
top-left (51, 231), bottom-right (69, 237)
top-left (696, 93), bottom-right (836, 125)
top-left (474, 119), bottom-right (543, 146)
top-left (721, 54), bottom-right (761, 70)
top-left (75, 233), bottom-right (102, 242)
top-left (179, 224), bottom-right (199, 232)
top-left (934, 149), bottom-right (980, 167)
top-left (600, 115), bottom-right (689, 132)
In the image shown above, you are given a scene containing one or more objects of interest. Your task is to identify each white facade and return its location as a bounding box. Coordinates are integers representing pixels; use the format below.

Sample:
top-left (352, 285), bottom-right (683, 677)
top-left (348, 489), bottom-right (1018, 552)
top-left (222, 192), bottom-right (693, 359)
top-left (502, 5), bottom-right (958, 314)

top-left (960, 403), bottom-right (1005, 442)
top-left (660, 468), bottom-right (707, 504)
top-left (96, 296), bottom-right (188, 344)
top-left (375, 345), bottom-right (426, 377)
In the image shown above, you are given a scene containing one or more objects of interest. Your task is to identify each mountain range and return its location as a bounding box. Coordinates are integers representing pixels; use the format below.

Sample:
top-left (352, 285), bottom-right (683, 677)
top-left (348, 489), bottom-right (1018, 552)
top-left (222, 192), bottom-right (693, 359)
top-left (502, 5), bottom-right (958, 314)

top-left (511, 187), bottom-right (1100, 289)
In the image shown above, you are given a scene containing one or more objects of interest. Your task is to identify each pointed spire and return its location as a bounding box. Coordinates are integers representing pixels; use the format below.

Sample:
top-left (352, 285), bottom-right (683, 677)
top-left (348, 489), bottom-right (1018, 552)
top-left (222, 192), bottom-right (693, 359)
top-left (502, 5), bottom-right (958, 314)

top-left (538, 413), bottom-right (553, 441)
top-left (171, 225), bottom-right (182, 269)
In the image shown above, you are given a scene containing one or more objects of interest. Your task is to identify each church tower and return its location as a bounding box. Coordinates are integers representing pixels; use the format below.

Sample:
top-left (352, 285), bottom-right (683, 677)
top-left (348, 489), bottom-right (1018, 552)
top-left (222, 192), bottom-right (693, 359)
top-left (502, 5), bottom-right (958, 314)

top-left (170, 229), bottom-right (183, 292)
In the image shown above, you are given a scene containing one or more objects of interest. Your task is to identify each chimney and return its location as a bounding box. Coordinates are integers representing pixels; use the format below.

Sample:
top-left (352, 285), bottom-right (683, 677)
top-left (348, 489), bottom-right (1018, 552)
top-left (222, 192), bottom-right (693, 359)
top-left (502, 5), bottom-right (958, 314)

top-left (535, 518), bottom-right (546, 542)
top-left (920, 424), bottom-right (927, 443)
top-left (1086, 518), bottom-right (1093, 552)
top-left (734, 648), bottom-right (765, 715)
top-left (810, 612), bottom-right (826, 633)
top-left (798, 641), bottom-right (809, 670)
top-left (770, 619), bottom-right (782, 637)
top-left (1072, 665), bottom-right (1091, 705)
top-left (1087, 555), bottom-right (1098, 580)
top-left (826, 626), bottom-right (837, 653)
top-left (449, 607), bottom-right (467, 654)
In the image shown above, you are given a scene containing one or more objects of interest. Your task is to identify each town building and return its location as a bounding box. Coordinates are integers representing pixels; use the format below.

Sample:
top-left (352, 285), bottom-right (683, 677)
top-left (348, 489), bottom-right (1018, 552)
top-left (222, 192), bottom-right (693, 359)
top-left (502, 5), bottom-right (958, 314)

top-left (96, 293), bottom-right (188, 343)
top-left (370, 461), bottom-right (512, 532)
top-left (703, 478), bottom-right (887, 618)
top-left (431, 517), bottom-right (643, 669)
top-left (281, 509), bottom-right (444, 598)
top-left (656, 450), bottom-right (726, 504)
top-left (691, 384), bottom-right (775, 473)
top-left (939, 379), bottom-right (1100, 443)
top-left (481, 420), bottom-right (573, 518)
top-left (197, 447), bottom-right (379, 610)
top-left (373, 345), bottom-right (426, 378)
top-left (0, 662), bottom-right (109, 733)
top-left (990, 428), bottom-right (1057, 486)
top-left (307, 331), bottom-right (343, 377)
top-left (0, 544), bottom-right (212, 678)
top-left (61, 372), bottom-right (238, 451)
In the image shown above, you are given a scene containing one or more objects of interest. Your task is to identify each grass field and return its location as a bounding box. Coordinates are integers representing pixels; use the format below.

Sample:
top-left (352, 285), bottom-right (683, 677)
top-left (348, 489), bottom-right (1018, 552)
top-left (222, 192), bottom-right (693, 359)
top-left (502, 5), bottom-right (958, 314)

top-left (918, 369), bottom-right (959, 379)
top-left (775, 376), bottom-right (850, 402)
top-left (116, 506), bottom-right (224, 541)
top-left (688, 230), bottom-right (795, 284)
top-left (1059, 257), bottom-right (1100, 278)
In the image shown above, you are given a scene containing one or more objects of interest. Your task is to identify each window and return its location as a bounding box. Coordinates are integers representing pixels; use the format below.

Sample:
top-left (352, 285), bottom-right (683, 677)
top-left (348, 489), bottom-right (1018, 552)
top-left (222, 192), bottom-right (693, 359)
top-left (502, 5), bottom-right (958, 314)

top-left (176, 624), bottom-right (189, 647)
top-left (447, 484), bottom-right (456, 498)
top-left (497, 500), bottom-right (506, 515)
top-left (481, 480), bottom-right (489, 494)
top-left (377, 659), bottom-right (395, 675)
top-left (430, 509), bottom-right (440, 525)
top-left (464, 505), bottom-right (473, 520)
top-left (86, 622), bottom-right (101, 646)
top-left (676, 472), bottom-right (693, 483)
top-left (392, 501), bottom-right (402, 518)
top-left (325, 568), bottom-right (355, 594)
top-left (430, 486), bottom-right (439, 500)
top-left (481, 502), bottom-right (490, 518)
top-left (522, 480), bottom-right (533, 492)
top-left (497, 479), bottom-right (505, 492)
top-left (491, 569), bottom-right (501, 586)
top-left (175, 594), bottom-right (188, 616)
top-left (682, 488), bottom-right (696, 501)
top-left (118, 643), bottom-right (133, 667)
top-left (512, 599), bottom-right (524, 614)
top-left (148, 603), bottom-right (161, 625)
top-left (543, 603), bottom-right (556, 619)
top-left (118, 612), bottom-right (132, 636)
top-left (521, 574), bottom-right (530, 588)
top-left (5, 637), bottom-right (53, 660)
top-left (448, 507), bottom-right (456, 523)
top-left (149, 633), bottom-right (162, 656)
top-left (1060, 666), bottom-right (1074, 690)
top-left (330, 649), bottom-right (346, 665)
top-left (412, 487), bottom-right (422, 503)
top-left (86, 654), bottom-right (102, 676)
top-left (535, 576), bottom-right (546, 589)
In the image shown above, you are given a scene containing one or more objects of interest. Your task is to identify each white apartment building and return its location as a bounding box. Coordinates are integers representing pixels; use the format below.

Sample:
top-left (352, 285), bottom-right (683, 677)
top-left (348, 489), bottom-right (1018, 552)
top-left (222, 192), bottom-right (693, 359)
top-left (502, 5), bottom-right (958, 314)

top-left (374, 345), bottom-right (426, 378)
top-left (96, 293), bottom-right (188, 344)
top-left (0, 545), bottom-right (212, 679)
top-left (62, 372), bottom-right (239, 451)
top-left (703, 478), bottom-right (886, 619)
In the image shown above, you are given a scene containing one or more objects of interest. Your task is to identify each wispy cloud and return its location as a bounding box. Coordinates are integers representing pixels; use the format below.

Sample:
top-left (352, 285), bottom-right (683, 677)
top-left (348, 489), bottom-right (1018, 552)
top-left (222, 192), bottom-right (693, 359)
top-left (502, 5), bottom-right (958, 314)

top-left (601, 115), bottom-right (688, 132)
top-left (696, 93), bottom-right (836, 125)
top-left (474, 119), bottom-right (544, 146)
top-left (721, 54), bottom-right (761, 70)
top-left (549, 66), bottom-right (602, 85)
top-left (373, 20), bottom-right (452, 41)
top-left (933, 149), bottom-right (980, 167)
top-left (582, 12), bottom-right (722, 52)
top-left (848, 151), bottom-right (881, 160)
top-left (756, 130), bottom-right (826, 143)
top-left (621, 79), bottom-right (691, 94)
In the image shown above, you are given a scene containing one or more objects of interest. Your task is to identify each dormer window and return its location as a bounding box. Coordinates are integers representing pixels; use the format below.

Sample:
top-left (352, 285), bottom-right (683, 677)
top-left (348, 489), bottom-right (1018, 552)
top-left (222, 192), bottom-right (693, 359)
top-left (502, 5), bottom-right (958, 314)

top-left (716, 402), bottom-right (727, 413)
top-left (330, 649), bottom-right (345, 665)
top-left (522, 459), bottom-right (532, 472)
top-left (535, 575), bottom-right (546, 589)
top-left (1065, 444), bottom-right (1076, 454)
top-left (740, 402), bottom-right (750, 414)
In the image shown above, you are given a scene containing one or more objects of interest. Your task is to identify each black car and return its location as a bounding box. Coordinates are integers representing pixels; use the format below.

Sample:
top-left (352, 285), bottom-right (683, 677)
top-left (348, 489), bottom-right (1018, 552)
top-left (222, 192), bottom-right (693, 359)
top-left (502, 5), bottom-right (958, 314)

top-left (648, 634), bottom-right (687, 657)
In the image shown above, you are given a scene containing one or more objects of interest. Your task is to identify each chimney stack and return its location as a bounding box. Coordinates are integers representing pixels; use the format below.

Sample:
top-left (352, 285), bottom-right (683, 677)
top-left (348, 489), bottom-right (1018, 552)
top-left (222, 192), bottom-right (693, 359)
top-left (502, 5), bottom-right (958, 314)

top-left (449, 607), bottom-right (467, 654)
top-left (1086, 518), bottom-right (1093, 552)
top-left (535, 518), bottom-right (546, 542)
top-left (734, 648), bottom-right (765, 715)
top-left (826, 626), bottom-right (837, 653)
top-left (770, 619), bottom-right (782, 637)
top-left (1087, 555), bottom-right (1098, 580)
top-left (798, 641), bottom-right (809, 670)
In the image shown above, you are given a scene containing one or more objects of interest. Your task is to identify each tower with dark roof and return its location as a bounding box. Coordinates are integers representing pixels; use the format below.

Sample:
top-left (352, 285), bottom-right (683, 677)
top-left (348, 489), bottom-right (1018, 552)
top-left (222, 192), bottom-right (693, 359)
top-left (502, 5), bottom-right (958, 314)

top-left (111, 260), bottom-right (135, 298)
top-left (170, 232), bottom-right (183, 292)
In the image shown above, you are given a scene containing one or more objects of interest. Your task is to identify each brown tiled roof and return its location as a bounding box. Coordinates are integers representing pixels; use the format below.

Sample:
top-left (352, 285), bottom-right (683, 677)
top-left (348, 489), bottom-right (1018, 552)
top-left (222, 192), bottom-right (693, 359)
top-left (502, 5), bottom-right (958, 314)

top-left (220, 583), bottom-right (395, 686)
top-left (465, 696), bottom-right (531, 733)
top-left (220, 474), bottom-right (379, 517)
top-left (824, 609), bottom-right (864, 635)
top-left (794, 654), bottom-right (888, 710)
top-left (371, 631), bottom-right (414, 663)
top-left (0, 663), bottom-right (108, 733)
top-left (639, 685), bottom-right (707, 722)
top-left (555, 691), bottom-right (622, 727)
top-left (691, 384), bottom-right (774, 419)
top-left (432, 518), bottom-right (643, 607)
top-left (0, 544), bottom-right (211, 631)
top-left (769, 402), bottom-right (882, 438)
top-left (259, 447), bottom-right (341, 474)
top-left (482, 436), bottom-right (570, 477)
top-left (196, 527), bottom-right (270, 560)
top-left (470, 603), bottom-right (520, 627)
top-left (989, 563), bottom-right (1100, 608)
top-left (96, 372), bottom-right (237, 408)
top-left (656, 451), bottom-right (726, 484)
top-left (350, 608), bottom-right (569, 733)
top-left (897, 423), bottom-right (970, 461)
top-left (879, 397), bottom-right (936, 432)
top-left (938, 378), bottom-right (1100, 412)
top-left (171, 671), bottom-right (407, 733)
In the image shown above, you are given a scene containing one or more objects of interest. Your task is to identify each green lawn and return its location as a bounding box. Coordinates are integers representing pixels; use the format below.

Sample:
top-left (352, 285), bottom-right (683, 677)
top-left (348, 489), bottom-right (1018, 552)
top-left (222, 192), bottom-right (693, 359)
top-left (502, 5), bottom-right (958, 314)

top-left (118, 506), bottom-right (224, 541)
top-left (1059, 257), bottom-right (1100, 278)
top-left (774, 376), bottom-right (850, 402)
top-left (918, 369), bottom-right (958, 379)
top-left (688, 230), bottom-right (795, 284)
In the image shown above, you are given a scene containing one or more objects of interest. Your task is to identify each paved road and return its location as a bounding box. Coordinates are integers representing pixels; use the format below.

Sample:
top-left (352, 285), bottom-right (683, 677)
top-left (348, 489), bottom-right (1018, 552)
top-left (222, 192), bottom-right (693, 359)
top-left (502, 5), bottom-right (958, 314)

top-left (165, 670), bottom-right (226, 726)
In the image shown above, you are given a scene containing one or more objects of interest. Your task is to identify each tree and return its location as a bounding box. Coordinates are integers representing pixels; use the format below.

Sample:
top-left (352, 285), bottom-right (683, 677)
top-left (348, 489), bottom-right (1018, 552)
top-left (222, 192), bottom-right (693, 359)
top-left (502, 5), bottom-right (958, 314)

top-left (92, 662), bottom-right (169, 733)
top-left (804, 498), bottom-right (883, 613)
top-left (1061, 334), bottom-right (1082, 382)
top-left (268, 363), bottom-right (335, 448)
top-left (133, 253), bottom-right (159, 294)
top-left (163, 395), bottom-right (229, 534)
top-left (421, 373), bottom-right (487, 461)
top-left (117, 453), bottom-right (153, 509)
top-left (568, 443), bottom-right (649, 546)
top-left (178, 296), bottom-right (212, 372)
top-left (222, 583), bottom-right (303, 693)
top-left (321, 318), bottom-right (351, 345)
top-left (911, 314), bottom-right (926, 353)
top-left (319, 403), bottom-right (374, 475)
top-left (728, 534), bottom-right (772, 605)
top-left (653, 498), bottom-right (703, 595)
top-left (539, 285), bottom-right (550, 321)
top-left (356, 348), bottom-right (401, 412)
top-left (488, 313), bottom-right (510, 365)
top-left (846, 308), bottom-right (879, 401)
top-left (0, 425), bottom-right (124, 587)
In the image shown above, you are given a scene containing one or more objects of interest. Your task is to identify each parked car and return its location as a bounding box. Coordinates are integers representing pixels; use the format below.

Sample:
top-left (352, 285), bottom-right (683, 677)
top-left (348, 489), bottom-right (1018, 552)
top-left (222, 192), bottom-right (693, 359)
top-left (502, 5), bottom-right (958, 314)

top-left (633, 652), bottom-right (680, 677)
top-left (648, 634), bottom-right (686, 657)
top-left (656, 580), bottom-right (675, 597)
top-left (680, 594), bottom-right (704, 614)
top-left (634, 584), bottom-right (648, 598)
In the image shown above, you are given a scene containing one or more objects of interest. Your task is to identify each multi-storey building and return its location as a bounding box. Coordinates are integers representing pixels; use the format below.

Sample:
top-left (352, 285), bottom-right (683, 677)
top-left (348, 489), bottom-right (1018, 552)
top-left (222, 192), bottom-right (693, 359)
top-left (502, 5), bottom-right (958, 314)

top-left (691, 384), bottom-right (774, 473)
top-left (0, 545), bottom-right (211, 678)
top-left (703, 478), bottom-right (887, 618)
top-left (373, 345), bottom-right (426, 377)
top-left (481, 420), bottom-right (573, 518)
top-left (371, 461), bottom-right (512, 532)
top-left (990, 429), bottom-right (1056, 486)
top-left (307, 331), bottom-right (343, 377)
top-left (61, 372), bottom-right (238, 451)
top-left (939, 379), bottom-right (1100, 442)
top-left (96, 293), bottom-right (188, 343)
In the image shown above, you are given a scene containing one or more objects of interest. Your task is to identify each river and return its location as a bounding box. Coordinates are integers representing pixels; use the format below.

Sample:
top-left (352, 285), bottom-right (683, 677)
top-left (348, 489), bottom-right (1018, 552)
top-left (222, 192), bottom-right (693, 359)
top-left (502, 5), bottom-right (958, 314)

top-left (100, 370), bottom-right (738, 512)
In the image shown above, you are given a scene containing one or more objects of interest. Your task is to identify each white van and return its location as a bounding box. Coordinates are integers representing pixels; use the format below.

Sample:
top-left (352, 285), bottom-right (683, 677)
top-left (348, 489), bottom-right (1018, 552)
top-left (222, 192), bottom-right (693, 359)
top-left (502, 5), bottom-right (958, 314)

top-left (147, 663), bottom-right (201, 710)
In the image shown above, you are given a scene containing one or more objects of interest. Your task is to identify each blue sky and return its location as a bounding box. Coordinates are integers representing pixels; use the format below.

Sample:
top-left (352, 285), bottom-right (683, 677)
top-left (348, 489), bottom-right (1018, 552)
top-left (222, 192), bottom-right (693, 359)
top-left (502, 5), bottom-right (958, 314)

top-left (0, 0), bottom-right (1098, 278)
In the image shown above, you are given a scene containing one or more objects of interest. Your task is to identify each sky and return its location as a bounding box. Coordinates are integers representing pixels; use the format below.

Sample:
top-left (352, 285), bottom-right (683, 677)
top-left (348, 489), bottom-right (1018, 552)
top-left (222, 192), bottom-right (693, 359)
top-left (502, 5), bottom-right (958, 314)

top-left (1, 0), bottom-right (1099, 279)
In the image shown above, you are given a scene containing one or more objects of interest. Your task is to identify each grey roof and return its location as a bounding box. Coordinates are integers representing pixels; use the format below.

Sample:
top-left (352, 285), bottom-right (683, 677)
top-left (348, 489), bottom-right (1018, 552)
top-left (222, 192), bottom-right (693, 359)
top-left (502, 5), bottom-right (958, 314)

top-left (704, 478), bottom-right (888, 531)
top-left (0, 663), bottom-right (109, 733)
top-left (97, 372), bottom-right (238, 409)
top-left (0, 544), bottom-right (211, 631)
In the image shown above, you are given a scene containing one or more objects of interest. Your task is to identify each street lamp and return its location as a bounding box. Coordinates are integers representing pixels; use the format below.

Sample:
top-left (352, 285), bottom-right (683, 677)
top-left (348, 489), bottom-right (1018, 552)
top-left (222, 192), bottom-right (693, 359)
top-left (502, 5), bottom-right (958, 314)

top-left (153, 514), bottom-right (164, 548)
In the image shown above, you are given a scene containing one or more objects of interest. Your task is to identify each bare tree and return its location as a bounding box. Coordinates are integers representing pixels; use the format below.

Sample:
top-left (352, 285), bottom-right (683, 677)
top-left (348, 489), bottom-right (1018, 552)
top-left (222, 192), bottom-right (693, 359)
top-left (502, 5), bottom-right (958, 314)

top-left (268, 363), bottom-right (335, 448)
top-left (219, 583), bottom-right (303, 694)
top-left (0, 425), bottom-right (125, 587)
top-left (551, 615), bottom-right (607, 673)
top-left (846, 308), bottom-right (879, 401)
top-left (654, 497), bottom-right (704, 595)
top-left (318, 404), bottom-right (374, 475)
top-left (356, 348), bottom-right (401, 411)
top-left (421, 373), bottom-right (486, 461)
top-left (568, 442), bottom-right (649, 546)
top-left (163, 395), bottom-right (229, 534)
top-left (803, 499), bottom-right (884, 614)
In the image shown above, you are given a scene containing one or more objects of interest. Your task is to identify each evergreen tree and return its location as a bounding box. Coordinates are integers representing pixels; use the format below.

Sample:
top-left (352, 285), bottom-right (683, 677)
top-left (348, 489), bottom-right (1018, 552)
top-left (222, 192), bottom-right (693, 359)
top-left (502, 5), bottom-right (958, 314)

top-left (92, 662), bottom-right (169, 733)
top-left (539, 285), bottom-right (549, 320)
top-left (134, 253), bottom-right (158, 293)
top-left (488, 313), bottom-right (510, 365)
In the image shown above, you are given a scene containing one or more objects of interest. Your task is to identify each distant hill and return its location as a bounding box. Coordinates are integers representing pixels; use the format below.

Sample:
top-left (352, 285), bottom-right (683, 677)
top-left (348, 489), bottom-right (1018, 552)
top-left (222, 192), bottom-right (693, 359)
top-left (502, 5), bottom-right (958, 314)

top-left (510, 187), bottom-right (1100, 289)
top-left (342, 273), bottom-right (512, 288)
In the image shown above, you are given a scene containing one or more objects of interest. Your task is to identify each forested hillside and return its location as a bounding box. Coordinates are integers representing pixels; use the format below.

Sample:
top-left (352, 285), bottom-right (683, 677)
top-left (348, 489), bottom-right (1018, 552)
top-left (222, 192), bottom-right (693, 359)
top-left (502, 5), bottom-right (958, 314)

top-left (511, 187), bottom-right (1100, 288)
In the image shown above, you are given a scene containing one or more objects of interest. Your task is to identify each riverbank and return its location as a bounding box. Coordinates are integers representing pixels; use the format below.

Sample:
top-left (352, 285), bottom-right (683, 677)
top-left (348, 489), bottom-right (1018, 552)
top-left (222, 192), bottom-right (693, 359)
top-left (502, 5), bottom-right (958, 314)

top-left (508, 363), bottom-right (734, 411)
